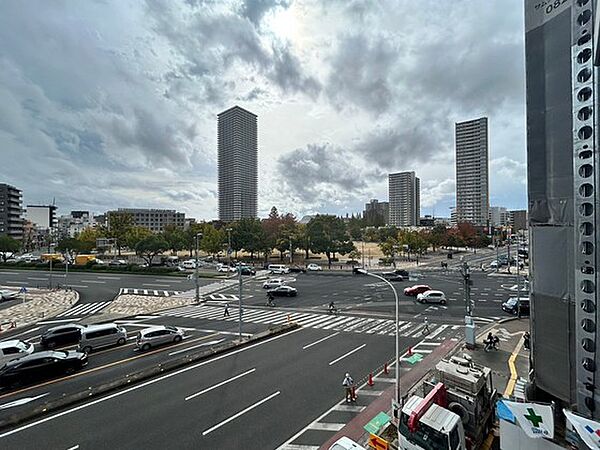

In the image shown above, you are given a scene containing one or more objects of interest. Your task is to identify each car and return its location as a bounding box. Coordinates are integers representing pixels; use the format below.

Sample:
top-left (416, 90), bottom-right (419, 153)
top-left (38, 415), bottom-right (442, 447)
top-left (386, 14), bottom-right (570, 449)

top-left (417, 290), bottom-right (447, 305)
top-left (328, 436), bottom-right (367, 450)
top-left (0, 290), bottom-right (20, 301)
top-left (79, 323), bottom-right (128, 353)
top-left (136, 325), bottom-right (185, 351)
top-left (288, 265), bottom-right (307, 273)
top-left (502, 297), bottom-right (530, 316)
top-left (489, 260), bottom-right (499, 269)
top-left (0, 340), bottom-right (34, 365)
top-left (403, 285), bottom-right (432, 296)
top-left (393, 269), bottom-right (410, 278)
top-left (352, 267), bottom-right (365, 275)
top-left (268, 285), bottom-right (298, 297)
top-left (381, 272), bottom-right (404, 282)
top-left (238, 266), bottom-right (256, 276)
top-left (216, 263), bottom-right (230, 272)
top-left (263, 278), bottom-right (285, 289)
top-left (182, 260), bottom-right (197, 270)
top-left (307, 263), bottom-right (323, 272)
top-left (0, 350), bottom-right (88, 389)
top-left (40, 324), bottom-right (87, 349)
top-left (109, 259), bottom-right (127, 266)
top-left (268, 264), bottom-right (290, 274)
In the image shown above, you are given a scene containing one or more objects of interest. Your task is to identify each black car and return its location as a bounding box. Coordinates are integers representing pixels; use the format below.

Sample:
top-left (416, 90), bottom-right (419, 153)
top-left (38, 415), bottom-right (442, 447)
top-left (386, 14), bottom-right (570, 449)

top-left (393, 269), bottom-right (410, 278)
top-left (238, 266), bottom-right (256, 276)
top-left (268, 285), bottom-right (298, 297)
top-left (288, 265), bottom-right (306, 273)
top-left (40, 324), bottom-right (86, 349)
top-left (353, 267), bottom-right (366, 275)
top-left (0, 350), bottom-right (88, 389)
top-left (502, 297), bottom-right (530, 316)
top-left (381, 272), bottom-right (404, 282)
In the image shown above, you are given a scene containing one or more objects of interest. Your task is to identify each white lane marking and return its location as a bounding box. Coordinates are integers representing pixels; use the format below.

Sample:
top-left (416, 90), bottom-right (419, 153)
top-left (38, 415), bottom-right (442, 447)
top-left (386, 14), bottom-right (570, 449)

top-left (142, 284), bottom-right (170, 287)
top-left (373, 377), bottom-right (395, 383)
top-left (328, 344), bottom-right (366, 366)
top-left (79, 280), bottom-right (105, 284)
top-left (333, 404), bottom-right (365, 412)
top-left (27, 277), bottom-right (48, 281)
top-left (185, 368), bottom-right (256, 401)
top-left (66, 446), bottom-right (79, 450)
top-left (418, 341), bottom-right (442, 346)
top-left (168, 339), bottom-right (226, 356)
top-left (3, 281), bottom-right (29, 284)
top-left (68, 284), bottom-right (88, 288)
top-left (278, 445), bottom-right (319, 450)
top-left (37, 318), bottom-right (82, 325)
top-left (307, 422), bottom-right (344, 431)
top-left (201, 391), bottom-right (281, 436)
top-left (0, 393), bottom-right (49, 410)
top-left (154, 279), bottom-right (183, 283)
top-left (96, 276), bottom-right (121, 280)
top-left (302, 332), bottom-right (340, 350)
top-left (9, 326), bottom-right (41, 338)
top-left (425, 324), bottom-right (448, 340)
top-left (0, 328), bottom-right (303, 438)
top-left (357, 390), bottom-right (383, 396)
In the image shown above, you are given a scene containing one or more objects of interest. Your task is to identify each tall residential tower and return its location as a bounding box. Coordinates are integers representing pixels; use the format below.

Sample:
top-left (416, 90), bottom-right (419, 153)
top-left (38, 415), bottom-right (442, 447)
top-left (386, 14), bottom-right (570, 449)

top-left (0, 184), bottom-right (23, 240)
top-left (217, 106), bottom-right (258, 222)
top-left (389, 172), bottom-right (420, 227)
top-left (455, 117), bottom-right (489, 227)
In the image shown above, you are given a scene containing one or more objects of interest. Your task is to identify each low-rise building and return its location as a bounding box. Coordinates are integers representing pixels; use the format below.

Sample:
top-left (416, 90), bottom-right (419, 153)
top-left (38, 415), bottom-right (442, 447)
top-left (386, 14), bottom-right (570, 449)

top-left (363, 199), bottom-right (389, 226)
top-left (111, 208), bottom-right (186, 233)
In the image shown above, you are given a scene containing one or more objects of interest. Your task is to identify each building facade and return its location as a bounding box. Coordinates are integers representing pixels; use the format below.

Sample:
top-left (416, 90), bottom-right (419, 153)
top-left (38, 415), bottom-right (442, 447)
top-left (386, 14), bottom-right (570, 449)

top-left (26, 205), bottom-right (57, 230)
top-left (524, 0), bottom-right (600, 417)
top-left (455, 117), bottom-right (489, 227)
top-left (509, 210), bottom-right (528, 231)
top-left (489, 206), bottom-right (509, 228)
top-left (218, 106), bottom-right (258, 222)
top-left (114, 208), bottom-right (185, 233)
top-left (363, 199), bottom-right (389, 226)
top-left (57, 211), bottom-right (95, 238)
top-left (0, 184), bottom-right (23, 240)
top-left (389, 172), bottom-right (420, 227)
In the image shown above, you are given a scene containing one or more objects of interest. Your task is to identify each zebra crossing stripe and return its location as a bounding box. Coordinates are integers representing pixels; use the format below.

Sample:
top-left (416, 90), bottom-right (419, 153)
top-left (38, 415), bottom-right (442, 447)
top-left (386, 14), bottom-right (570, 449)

top-left (56, 301), bottom-right (110, 317)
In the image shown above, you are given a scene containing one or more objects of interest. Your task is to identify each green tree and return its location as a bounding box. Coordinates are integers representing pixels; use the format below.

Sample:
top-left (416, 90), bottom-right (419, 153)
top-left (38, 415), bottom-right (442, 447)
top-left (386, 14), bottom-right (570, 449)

top-left (307, 215), bottom-right (353, 268)
top-left (163, 225), bottom-right (186, 254)
top-left (295, 223), bottom-right (311, 260)
top-left (124, 226), bottom-right (153, 251)
top-left (77, 227), bottom-right (103, 253)
top-left (102, 212), bottom-right (134, 255)
top-left (135, 235), bottom-right (169, 266)
top-left (200, 223), bottom-right (226, 256)
top-left (55, 237), bottom-right (84, 254)
top-left (0, 235), bottom-right (20, 261)
top-left (346, 216), bottom-right (365, 240)
top-left (233, 218), bottom-right (266, 259)
top-left (274, 214), bottom-right (298, 262)
top-left (184, 222), bottom-right (205, 257)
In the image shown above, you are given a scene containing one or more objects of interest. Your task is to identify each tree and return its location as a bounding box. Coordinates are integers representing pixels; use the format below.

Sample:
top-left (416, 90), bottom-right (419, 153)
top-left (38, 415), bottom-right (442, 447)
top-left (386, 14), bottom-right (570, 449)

top-left (346, 216), bottom-right (365, 240)
top-left (232, 218), bottom-right (266, 259)
top-left (0, 235), bottom-right (20, 261)
top-left (199, 224), bottom-right (226, 256)
top-left (307, 215), bottom-right (353, 268)
top-left (103, 212), bottom-right (134, 255)
top-left (77, 227), bottom-right (103, 253)
top-left (55, 237), bottom-right (83, 254)
top-left (183, 222), bottom-right (205, 257)
top-left (295, 223), bottom-right (311, 260)
top-left (163, 225), bottom-right (186, 254)
top-left (135, 235), bottom-right (169, 266)
top-left (124, 226), bottom-right (153, 251)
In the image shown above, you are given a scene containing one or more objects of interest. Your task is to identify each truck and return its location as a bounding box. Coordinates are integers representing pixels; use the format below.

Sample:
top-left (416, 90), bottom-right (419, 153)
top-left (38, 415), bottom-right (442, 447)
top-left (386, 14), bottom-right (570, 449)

top-left (398, 356), bottom-right (497, 450)
top-left (40, 253), bottom-right (64, 263)
top-left (75, 254), bottom-right (96, 265)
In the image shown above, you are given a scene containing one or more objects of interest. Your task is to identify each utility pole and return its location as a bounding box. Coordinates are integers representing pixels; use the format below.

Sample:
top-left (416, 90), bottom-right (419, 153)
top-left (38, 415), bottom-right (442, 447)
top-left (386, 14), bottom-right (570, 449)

top-left (65, 248), bottom-right (69, 290)
top-left (517, 234), bottom-right (522, 318)
top-left (460, 259), bottom-right (472, 316)
top-left (238, 261), bottom-right (243, 341)
top-left (289, 236), bottom-right (293, 265)
top-left (195, 232), bottom-right (202, 303)
top-left (49, 257), bottom-right (53, 289)
top-left (361, 239), bottom-right (365, 268)
top-left (227, 228), bottom-right (233, 265)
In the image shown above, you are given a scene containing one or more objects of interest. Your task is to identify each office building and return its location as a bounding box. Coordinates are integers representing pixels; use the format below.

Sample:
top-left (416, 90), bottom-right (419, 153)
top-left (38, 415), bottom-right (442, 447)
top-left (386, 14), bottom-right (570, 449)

top-left (26, 205), bottom-right (58, 230)
top-left (0, 184), bottom-right (23, 240)
top-left (363, 199), bottom-right (389, 226)
top-left (509, 210), bottom-right (528, 231)
top-left (525, 0), bottom-right (598, 417)
top-left (489, 206), bottom-right (509, 228)
top-left (217, 106), bottom-right (258, 222)
top-left (112, 208), bottom-right (185, 233)
top-left (57, 211), bottom-right (95, 238)
top-left (455, 117), bottom-right (489, 227)
top-left (389, 172), bottom-right (420, 227)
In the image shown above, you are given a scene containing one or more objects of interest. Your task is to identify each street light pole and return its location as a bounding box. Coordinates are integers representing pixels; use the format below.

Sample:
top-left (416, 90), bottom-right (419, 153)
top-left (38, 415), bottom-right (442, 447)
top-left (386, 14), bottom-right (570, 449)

top-left (65, 248), bottom-right (69, 290)
top-left (289, 236), bottom-right (293, 265)
top-left (460, 259), bottom-right (472, 316)
top-left (358, 269), bottom-right (400, 417)
top-left (238, 261), bottom-right (243, 341)
top-left (195, 233), bottom-right (202, 303)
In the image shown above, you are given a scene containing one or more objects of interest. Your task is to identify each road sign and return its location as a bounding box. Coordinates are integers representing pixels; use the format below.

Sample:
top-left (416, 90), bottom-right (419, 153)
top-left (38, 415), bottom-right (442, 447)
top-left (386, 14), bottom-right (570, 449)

top-left (19, 287), bottom-right (27, 294)
top-left (368, 434), bottom-right (388, 450)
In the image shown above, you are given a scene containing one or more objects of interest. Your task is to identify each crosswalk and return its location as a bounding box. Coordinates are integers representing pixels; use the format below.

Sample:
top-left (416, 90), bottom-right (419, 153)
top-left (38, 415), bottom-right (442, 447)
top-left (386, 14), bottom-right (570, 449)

top-left (56, 301), bottom-right (112, 317)
top-left (206, 293), bottom-right (239, 301)
top-left (119, 288), bottom-right (182, 297)
top-left (157, 305), bottom-right (459, 338)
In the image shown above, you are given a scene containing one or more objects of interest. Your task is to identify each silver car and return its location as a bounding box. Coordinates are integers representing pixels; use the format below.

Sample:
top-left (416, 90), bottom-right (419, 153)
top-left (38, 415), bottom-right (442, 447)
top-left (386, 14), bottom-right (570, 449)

top-left (79, 323), bottom-right (127, 353)
top-left (0, 290), bottom-right (20, 301)
top-left (136, 326), bottom-right (185, 351)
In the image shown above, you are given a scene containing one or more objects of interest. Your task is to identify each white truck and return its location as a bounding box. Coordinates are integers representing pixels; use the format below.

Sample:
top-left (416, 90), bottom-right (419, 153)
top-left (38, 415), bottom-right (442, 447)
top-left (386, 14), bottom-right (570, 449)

top-left (398, 356), bottom-right (497, 450)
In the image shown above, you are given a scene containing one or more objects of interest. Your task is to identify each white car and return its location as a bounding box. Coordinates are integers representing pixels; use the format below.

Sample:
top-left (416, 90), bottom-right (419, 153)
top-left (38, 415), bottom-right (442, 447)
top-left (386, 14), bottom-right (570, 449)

top-left (328, 437), bottom-right (367, 450)
top-left (0, 290), bottom-right (20, 301)
top-left (268, 264), bottom-right (290, 274)
top-left (182, 260), bottom-right (197, 270)
top-left (217, 263), bottom-right (236, 273)
top-left (489, 260), bottom-right (499, 269)
top-left (263, 278), bottom-right (285, 289)
top-left (0, 340), bottom-right (34, 365)
top-left (306, 263), bottom-right (322, 272)
top-left (417, 290), bottom-right (447, 305)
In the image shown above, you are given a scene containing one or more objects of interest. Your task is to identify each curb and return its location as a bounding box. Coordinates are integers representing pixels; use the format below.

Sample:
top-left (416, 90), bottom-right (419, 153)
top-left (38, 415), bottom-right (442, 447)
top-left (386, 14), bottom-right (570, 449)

top-left (0, 322), bottom-right (299, 431)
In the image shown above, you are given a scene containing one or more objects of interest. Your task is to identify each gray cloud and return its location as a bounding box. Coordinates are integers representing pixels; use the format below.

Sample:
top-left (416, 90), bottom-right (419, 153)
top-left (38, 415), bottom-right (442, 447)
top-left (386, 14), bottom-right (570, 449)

top-left (239, 0), bottom-right (291, 26)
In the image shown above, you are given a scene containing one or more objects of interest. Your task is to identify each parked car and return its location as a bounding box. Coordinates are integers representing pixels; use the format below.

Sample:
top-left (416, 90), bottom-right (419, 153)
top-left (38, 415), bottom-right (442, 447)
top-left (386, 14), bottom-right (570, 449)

top-left (352, 267), bottom-right (365, 275)
top-left (403, 285), bottom-right (432, 296)
top-left (0, 350), bottom-right (88, 388)
top-left (502, 297), bottom-right (530, 316)
top-left (393, 269), bottom-right (410, 278)
top-left (268, 264), bottom-right (290, 274)
top-left (217, 263), bottom-right (236, 273)
top-left (40, 324), bottom-right (87, 349)
top-left (489, 260), bottom-right (499, 269)
top-left (238, 266), bottom-right (256, 276)
top-left (136, 326), bottom-right (185, 351)
top-left (109, 259), bottom-right (127, 266)
top-left (381, 272), bottom-right (404, 282)
top-left (0, 340), bottom-right (34, 365)
top-left (182, 259), bottom-right (197, 270)
top-left (79, 323), bottom-right (127, 353)
top-left (416, 290), bottom-right (447, 305)
top-left (307, 263), bottom-right (323, 272)
top-left (328, 436), bottom-right (367, 450)
top-left (263, 278), bottom-right (285, 289)
top-left (288, 265), bottom-right (306, 273)
top-left (0, 290), bottom-right (20, 301)
top-left (268, 285), bottom-right (298, 297)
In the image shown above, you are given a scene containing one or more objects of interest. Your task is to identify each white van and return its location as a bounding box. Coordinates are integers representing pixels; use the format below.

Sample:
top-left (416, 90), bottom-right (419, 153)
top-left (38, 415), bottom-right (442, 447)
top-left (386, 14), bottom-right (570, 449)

top-left (268, 264), bottom-right (289, 274)
top-left (79, 323), bottom-right (127, 353)
top-left (182, 260), bottom-right (197, 270)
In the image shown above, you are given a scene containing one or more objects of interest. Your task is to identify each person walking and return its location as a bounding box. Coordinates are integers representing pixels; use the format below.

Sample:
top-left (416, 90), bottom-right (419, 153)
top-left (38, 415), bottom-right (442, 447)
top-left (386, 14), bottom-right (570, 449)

top-left (342, 373), bottom-right (356, 402)
top-left (223, 302), bottom-right (230, 318)
top-left (422, 316), bottom-right (430, 335)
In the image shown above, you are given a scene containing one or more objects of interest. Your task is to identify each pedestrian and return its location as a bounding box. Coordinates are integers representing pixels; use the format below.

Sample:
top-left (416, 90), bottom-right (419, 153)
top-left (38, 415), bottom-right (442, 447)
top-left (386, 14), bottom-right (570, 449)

top-left (224, 302), bottom-right (230, 317)
top-left (423, 316), bottom-right (430, 334)
top-left (342, 373), bottom-right (356, 402)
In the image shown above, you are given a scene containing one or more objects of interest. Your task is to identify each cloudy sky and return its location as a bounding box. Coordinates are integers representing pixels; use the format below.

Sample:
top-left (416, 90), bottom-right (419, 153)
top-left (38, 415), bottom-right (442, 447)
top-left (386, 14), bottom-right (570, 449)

top-left (0, 0), bottom-right (526, 220)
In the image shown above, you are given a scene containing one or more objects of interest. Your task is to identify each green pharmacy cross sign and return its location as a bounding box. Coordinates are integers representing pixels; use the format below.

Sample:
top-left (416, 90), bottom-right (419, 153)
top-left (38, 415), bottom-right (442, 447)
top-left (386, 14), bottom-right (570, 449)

top-left (524, 408), bottom-right (544, 428)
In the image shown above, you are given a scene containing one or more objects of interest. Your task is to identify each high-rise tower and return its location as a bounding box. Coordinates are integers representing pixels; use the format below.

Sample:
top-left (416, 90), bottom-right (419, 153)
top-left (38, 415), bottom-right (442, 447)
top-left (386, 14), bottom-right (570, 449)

top-left (389, 172), bottom-right (420, 227)
top-left (217, 106), bottom-right (258, 222)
